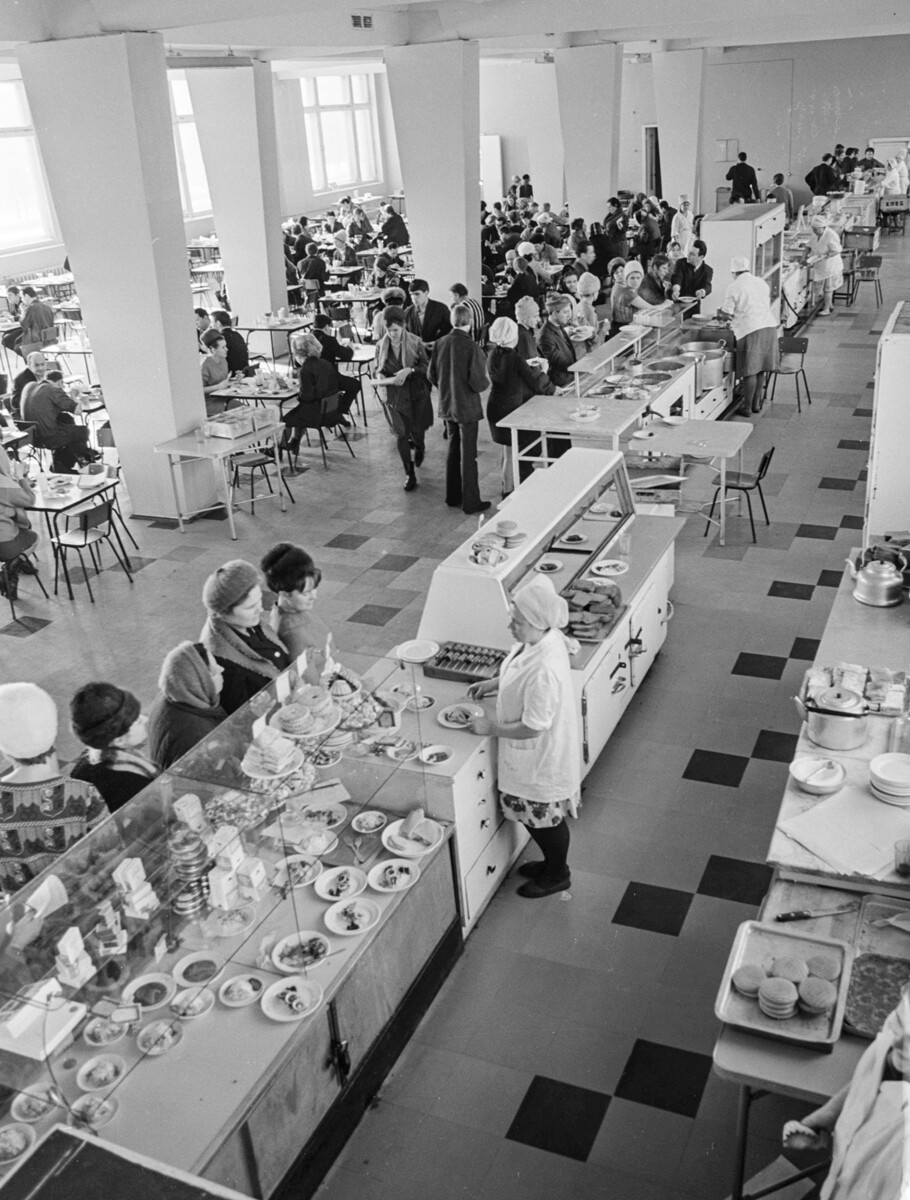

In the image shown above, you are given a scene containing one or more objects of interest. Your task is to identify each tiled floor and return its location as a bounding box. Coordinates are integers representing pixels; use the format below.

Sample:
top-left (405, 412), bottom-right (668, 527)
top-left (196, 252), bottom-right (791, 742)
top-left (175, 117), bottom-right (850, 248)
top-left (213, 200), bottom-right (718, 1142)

top-left (6, 233), bottom-right (909, 1199)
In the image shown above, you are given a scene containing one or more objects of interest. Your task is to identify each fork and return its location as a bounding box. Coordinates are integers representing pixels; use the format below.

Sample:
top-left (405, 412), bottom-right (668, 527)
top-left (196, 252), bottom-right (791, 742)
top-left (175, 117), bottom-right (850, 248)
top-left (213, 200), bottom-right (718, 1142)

top-left (344, 834), bottom-right (366, 864)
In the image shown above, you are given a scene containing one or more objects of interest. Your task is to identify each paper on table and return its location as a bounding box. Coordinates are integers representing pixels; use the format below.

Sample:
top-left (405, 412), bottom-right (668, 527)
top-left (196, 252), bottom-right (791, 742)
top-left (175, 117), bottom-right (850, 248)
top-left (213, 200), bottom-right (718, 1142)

top-left (780, 788), bottom-right (910, 877)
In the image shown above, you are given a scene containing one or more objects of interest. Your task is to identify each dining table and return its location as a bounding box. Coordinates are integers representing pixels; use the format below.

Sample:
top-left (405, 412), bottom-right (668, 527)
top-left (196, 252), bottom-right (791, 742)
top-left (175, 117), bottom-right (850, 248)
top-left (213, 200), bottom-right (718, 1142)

top-left (54, 338), bottom-right (98, 386)
top-left (233, 318), bottom-right (309, 364)
top-left (209, 379), bottom-right (298, 415)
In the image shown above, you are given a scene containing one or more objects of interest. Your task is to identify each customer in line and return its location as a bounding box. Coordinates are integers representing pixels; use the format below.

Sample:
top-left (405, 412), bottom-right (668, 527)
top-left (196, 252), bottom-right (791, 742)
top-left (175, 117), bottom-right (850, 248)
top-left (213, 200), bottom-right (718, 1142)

top-left (70, 683), bottom-right (159, 813)
top-left (609, 260), bottom-right (659, 335)
top-left (602, 197), bottom-right (630, 261)
top-left (573, 272), bottom-right (603, 349)
top-left (632, 206), bottom-right (662, 273)
top-left (717, 255), bottom-right (780, 415)
top-left (505, 256), bottom-right (541, 316)
top-left (405, 279), bottom-right (452, 351)
top-left (147, 642), bottom-right (227, 769)
top-left (670, 239), bottom-right (714, 310)
top-left (261, 543), bottom-right (332, 662)
top-left (17, 288), bottom-right (56, 358)
top-left (375, 306), bottom-right (433, 492)
top-left (807, 215), bottom-right (844, 316)
top-left (725, 151), bottom-right (761, 203)
top-left (857, 147), bottom-right (883, 173)
top-left (637, 254), bottom-right (672, 306)
top-left (768, 174), bottom-right (795, 222)
top-left (430, 303), bottom-right (491, 515)
top-left (200, 560), bottom-right (290, 715)
top-left (806, 153), bottom-right (839, 196)
top-left (448, 283), bottom-right (486, 342)
top-left (538, 292), bottom-right (580, 388)
top-left (486, 316), bottom-right (554, 496)
top-left (467, 574), bottom-right (581, 899)
top-left (514, 295), bottom-right (542, 362)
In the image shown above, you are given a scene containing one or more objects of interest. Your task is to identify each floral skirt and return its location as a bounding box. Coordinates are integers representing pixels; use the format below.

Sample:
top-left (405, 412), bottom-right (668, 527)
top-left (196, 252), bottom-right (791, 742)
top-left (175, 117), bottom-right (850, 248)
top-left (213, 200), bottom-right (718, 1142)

top-left (501, 792), bottom-right (573, 829)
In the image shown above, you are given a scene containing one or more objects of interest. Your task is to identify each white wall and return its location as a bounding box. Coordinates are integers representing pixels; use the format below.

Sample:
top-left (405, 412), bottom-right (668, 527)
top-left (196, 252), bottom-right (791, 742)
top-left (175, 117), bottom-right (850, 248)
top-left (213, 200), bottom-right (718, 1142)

top-left (479, 61), bottom-right (563, 206)
top-left (617, 60), bottom-right (656, 197)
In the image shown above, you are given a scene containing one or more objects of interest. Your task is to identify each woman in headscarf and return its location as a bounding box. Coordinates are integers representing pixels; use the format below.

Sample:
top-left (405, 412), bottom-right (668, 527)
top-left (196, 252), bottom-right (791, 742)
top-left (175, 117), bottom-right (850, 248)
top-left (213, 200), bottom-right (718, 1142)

top-left (147, 642), bottom-right (227, 769)
top-left (573, 272), bottom-right (603, 350)
top-left (485, 316), bottom-right (554, 496)
top-left (609, 261), bottom-right (662, 336)
top-left (467, 575), bottom-right (581, 898)
top-left (374, 305), bottom-right (433, 492)
top-left (513, 295), bottom-right (542, 362)
top-left (807, 215), bottom-right (844, 317)
top-left (69, 683), bottom-right (159, 812)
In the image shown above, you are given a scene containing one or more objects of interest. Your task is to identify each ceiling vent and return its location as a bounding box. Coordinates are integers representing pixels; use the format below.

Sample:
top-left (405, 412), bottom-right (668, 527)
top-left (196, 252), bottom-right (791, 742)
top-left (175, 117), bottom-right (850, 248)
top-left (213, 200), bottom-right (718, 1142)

top-left (351, 13), bottom-right (373, 28)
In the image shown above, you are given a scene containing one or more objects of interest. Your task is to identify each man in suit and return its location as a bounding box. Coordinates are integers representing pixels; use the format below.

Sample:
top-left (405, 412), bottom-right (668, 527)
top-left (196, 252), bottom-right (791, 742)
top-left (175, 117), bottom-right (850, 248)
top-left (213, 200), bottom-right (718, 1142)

top-left (405, 279), bottom-right (452, 350)
top-left (18, 287), bottom-right (57, 358)
top-left (312, 313), bottom-right (358, 421)
top-left (805, 154), bottom-right (838, 196)
top-left (211, 311), bottom-right (250, 375)
top-left (429, 304), bottom-right (490, 515)
top-left (725, 151), bottom-right (761, 203)
top-left (670, 239), bottom-right (714, 312)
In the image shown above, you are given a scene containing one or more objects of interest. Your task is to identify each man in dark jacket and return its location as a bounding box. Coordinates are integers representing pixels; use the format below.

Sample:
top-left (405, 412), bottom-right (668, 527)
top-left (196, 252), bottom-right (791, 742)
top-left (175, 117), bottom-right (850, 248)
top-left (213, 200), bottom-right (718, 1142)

top-left (805, 154), bottom-right (839, 196)
top-left (602, 198), bottom-right (630, 260)
top-left (405, 279), bottom-right (452, 350)
top-left (670, 239), bottom-right (714, 311)
top-left (312, 313), bottom-right (360, 418)
top-left (380, 206), bottom-right (409, 247)
top-left (725, 152), bottom-right (761, 203)
top-left (429, 305), bottom-right (491, 515)
top-left (211, 311), bottom-right (250, 375)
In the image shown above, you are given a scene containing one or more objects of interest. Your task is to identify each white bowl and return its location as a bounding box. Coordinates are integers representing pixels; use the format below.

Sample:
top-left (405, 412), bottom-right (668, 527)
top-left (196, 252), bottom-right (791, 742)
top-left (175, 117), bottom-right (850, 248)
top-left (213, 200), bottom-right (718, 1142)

top-left (789, 756), bottom-right (846, 795)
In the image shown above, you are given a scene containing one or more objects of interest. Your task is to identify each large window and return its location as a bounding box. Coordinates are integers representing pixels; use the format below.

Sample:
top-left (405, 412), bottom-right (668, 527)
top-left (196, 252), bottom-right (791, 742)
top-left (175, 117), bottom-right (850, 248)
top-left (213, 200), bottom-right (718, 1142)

top-left (169, 76), bottom-right (212, 217)
top-left (300, 74), bottom-right (381, 193)
top-left (0, 80), bottom-right (56, 251)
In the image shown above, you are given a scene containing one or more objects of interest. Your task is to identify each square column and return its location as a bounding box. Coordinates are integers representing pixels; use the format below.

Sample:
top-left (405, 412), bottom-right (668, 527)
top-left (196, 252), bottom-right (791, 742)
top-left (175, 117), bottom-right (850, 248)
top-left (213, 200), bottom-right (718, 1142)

top-left (555, 45), bottom-right (623, 221)
top-left (187, 63), bottom-right (287, 324)
top-left (384, 42), bottom-right (481, 297)
top-left (17, 32), bottom-right (214, 519)
top-left (652, 49), bottom-right (707, 210)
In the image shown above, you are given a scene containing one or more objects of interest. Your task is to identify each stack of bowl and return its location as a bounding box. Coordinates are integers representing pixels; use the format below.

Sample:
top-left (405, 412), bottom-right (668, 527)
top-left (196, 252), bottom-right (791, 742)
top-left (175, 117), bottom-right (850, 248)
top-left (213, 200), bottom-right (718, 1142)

top-left (869, 753), bottom-right (910, 806)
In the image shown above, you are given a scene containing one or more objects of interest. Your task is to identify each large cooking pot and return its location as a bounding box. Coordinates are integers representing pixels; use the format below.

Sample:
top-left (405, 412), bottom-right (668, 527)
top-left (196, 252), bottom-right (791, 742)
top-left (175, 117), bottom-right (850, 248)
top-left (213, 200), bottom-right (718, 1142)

top-left (794, 686), bottom-right (868, 751)
top-left (648, 358), bottom-right (687, 373)
top-left (678, 341), bottom-right (725, 391)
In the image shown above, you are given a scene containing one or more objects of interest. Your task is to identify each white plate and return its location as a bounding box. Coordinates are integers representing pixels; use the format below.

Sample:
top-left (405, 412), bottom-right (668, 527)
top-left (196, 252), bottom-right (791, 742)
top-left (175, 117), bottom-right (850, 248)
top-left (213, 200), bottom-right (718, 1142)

top-left (871, 783), bottom-right (910, 807)
top-left (272, 931), bottom-right (332, 974)
top-left (137, 1019), bottom-right (185, 1056)
top-left (871, 754), bottom-right (910, 789)
top-left (77, 1054), bottom-right (126, 1093)
top-left (324, 897), bottom-right (381, 936)
top-left (385, 739), bottom-right (420, 762)
top-left (368, 859), bottom-right (421, 894)
top-left (173, 952), bottom-right (221, 989)
top-left (662, 415), bottom-right (687, 425)
top-left (298, 801), bottom-right (347, 830)
top-left (122, 973), bottom-right (176, 1012)
top-left (171, 986), bottom-right (216, 1019)
top-left (295, 830), bottom-right (339, 857)
top-left (304, 746), bottom-right (342, 769)
top-left (437, 702), bottom-right (483, 731)
top-left (570, 410), bottom-right (601, 423)
top-left (315, 865), bottom-right (367, 902)
top-left (202, 904), bottom-right (257, 939)
top-left (405, 694), bottom-right (436, 712)
top-left (68, 1094), bottom-right (119, 1129)
top-left (396, 639), bottom-right (439, 664)
top-left (382, 818), bottom-right (444, 857)
top-left (418, 745), bottom-right (454, 768)
top-left (0, 1124), bottom-right (36, 1163)
top-left (261, 976), bottom-right (323, 1023)
top-left (241, 745), bottom-right (305, 780)
top-left (273, 855), bottom-right (323, 890)
top-left (82, 1016), bottom-right (127, 1049)
top-left (218, 974), bottom-right (266, 1008)
top-left (352, 810), bottom-right (388, 834)
top-left (590, 559), bottom-right (630, 578)
top-left (561, 532), bottom-right (587, 545)
top-left (870, 778), bottom-right (910, 797)
top-left (270, 706), bottom-right (342, 742)
top-left (632, 429), bottom-right (658, 440)
top-left (10, 1090), bottom-right (56, 1123)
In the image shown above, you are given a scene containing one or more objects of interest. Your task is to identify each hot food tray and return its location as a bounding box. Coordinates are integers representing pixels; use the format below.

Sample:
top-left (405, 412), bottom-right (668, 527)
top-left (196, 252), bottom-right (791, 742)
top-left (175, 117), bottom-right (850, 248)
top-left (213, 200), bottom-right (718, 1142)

top-left (423, 641), bottom-right (508, 684)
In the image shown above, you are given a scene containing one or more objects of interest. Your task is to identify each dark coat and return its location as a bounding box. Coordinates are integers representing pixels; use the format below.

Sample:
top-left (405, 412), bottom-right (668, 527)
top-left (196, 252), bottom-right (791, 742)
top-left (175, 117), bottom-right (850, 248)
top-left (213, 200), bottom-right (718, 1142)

top-left (380, 212), bottom-right (409, 246)
top-left (221, 327), bottom-right (250, 375)
top-left (313, 328), bottom-right (354, 367)
top-left (147, 694), bottom-right (226, 770)
top-left (428, 329), bottom-right (490, 423)
top-left (69, 755), bottom-right (152, 814)
top-left (536, 321), bottom-right (576, 388)
top-left (405, 299), bottom-right (452, 346)
top-left (805, 162), bottom-right (838, 196)
top-left (486, 346), bottom-right (554, 444)
top-left (726, 160), bottom-right (761, 201)
top-left (602, 211), bottom-right (629, 260)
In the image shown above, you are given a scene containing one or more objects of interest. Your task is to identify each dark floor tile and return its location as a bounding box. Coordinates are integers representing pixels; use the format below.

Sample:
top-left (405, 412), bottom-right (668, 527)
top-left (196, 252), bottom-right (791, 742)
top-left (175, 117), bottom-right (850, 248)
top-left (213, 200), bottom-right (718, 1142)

top-left (105, 556), bottom-right (155, 573)
top-left (697, 855), bottom-right (773, 906)
top-left (795, 524), bottom-right (838, 541)
top-left (612, 883), bottom-right (693, 937)
top-left (614, 1040), bottom-right (711, 1119)
top-left (858, 468), bottom-right (868, 482)
top-left (837, 439), bottom-right (869, 451)
top-left (325, 533), bottom-right (370, 550)
top-left (840, 515), bottom-right (864, 530)
top-left (372, 554), bottom-right (419, 572)
top-left (817, 569), bottom-right (843, 588)
top-left (682, 749), bottom-right (749, 789)
top-left (349, 604), bottom-right (401, 626)
top-left (0, 615), bottom-right (53, 638)
top-left (767, 581), bottom-right (815, 601)
top-left (818, 477), bottom-right (856, 492)
top-left (506, 1076), bottom-right (610, 1162)
top-left (751, 728), bottom-right (799, 763)
top-left (852, 407), bottom-right (873, 417)
top-left (731, 652), bottom-right (787, 680)
top-left (865, 381), bottom-right (874, 389)
top-left (790, 637), bottom-right (820, 661)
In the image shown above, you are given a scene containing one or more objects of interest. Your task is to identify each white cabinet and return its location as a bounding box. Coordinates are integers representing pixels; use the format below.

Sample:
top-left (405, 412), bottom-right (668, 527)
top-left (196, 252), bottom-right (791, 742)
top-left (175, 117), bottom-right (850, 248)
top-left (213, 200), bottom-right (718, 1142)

top-left (701, 203), bottom-right (786, 323)
top-left (864, 301), bottom-right (910, 542)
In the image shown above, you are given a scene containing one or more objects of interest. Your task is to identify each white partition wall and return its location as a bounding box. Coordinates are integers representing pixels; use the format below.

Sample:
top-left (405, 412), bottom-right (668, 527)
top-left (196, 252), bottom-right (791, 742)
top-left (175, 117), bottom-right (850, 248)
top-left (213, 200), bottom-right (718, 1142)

top-left (17, 32), bottom-right (215, 519)
top-left (555, 44), bottom-right (623, 220)
top-left (384, 42), bottom-right (481, 297)
top-left (652, 49), bottom-right (707, 211)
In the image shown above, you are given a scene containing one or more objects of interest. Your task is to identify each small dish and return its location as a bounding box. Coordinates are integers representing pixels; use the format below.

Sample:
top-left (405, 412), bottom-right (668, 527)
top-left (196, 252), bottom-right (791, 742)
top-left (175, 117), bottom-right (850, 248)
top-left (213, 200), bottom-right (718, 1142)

top-left (296, 830), bottom-right (339, 857)
top-left (261, 976), bottom-right (323, 1023)
top-left (536, 557), bottom-right (563, 574)
top-left (324, 897), bottom-right (381, 936)
top-left (437, 703), bottom-right (483, 730)
top-left (382, 817), bottom-right (445, 856)
top-left (405, 694), bottom-right (436, 712)
top-left (662, 415), bottom-right (687, 425)
top-left (561, 532), bottom-right (587, 545)
top-left (570, 409), bottom-right (601, 423)
top-left (315, 865), bottom-right (367, 902)
top-left (298, 801), bottom-right (347, 830)
top-left (240, 745), bottom-right (304, 780)
top-left (418, 745), bottom-right (454, 768)
top-left (10, 1090), bottom-right (55, 1123)
top-left (788, 757), bottom-right (847, 796)
top-left (122, 973), bottom-right (176, 1012)
top-left (173, 952), bottom-right (220, 988)
top-left (632, 429), bottom-right (657, 440)
top-left (304, 746), bottom-right (342, 769)
top-left (203, 904), bottom-right (256, 939)
top-left (171, 986), bottom-right (215, 1020)
top-left (589, 559), bottom-right (630, 578)
top-left (272, 931), bottom-right (332, 974)
top-left (368, 859), bottom-right (420, 894)
top-left (273, 854), bottom-right (323, 890)
top-left (77, 1054), bottom-right (126, 1093)
top-left (83, 1016), bottom-right (127, 1048)
top-left (0, 1124), bottom-right (36, 1163)
top-left (136, 1019), bottom-right (184, 1056)
top-left (219, 974), bottom-right (265, 1008)
top-left (395, 639), bottom-right (439, 664)
top-left (352, 810), bottom-right (387, 834)
top-left (68, 1094), bottom-right (118, 1129)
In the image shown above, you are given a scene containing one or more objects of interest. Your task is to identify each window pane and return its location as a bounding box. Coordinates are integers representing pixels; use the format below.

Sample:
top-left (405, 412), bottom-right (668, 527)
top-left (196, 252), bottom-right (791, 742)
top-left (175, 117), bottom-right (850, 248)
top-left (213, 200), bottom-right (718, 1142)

top-left (354, 109), bottom-right (376, 181)
top-left (351, 74), bottom-right (369, 105)
top-left (316, 75), bottom-right (347, 106)
top-left (301, 77), bottom-right (316, 108)
top-left (177, 122), bottom-right (211, 214)
top-left (0, 81), bottom-right (28, 129)
top-left (0, 136), bottom-right (54, 248)
top-left (304, 111), bottom-right (325, 191)
top-left (320, 110), bottom-right (356, 187)
top-left (171, 78), bottom-right (193, 118)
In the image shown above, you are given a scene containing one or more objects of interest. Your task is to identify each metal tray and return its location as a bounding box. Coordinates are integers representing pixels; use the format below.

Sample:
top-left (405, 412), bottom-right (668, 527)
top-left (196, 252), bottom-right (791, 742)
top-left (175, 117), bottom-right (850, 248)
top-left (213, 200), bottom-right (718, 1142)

top-left (844, 894), bottom-right (910, 1038)
top-left (715, 921), bottom-right (853, 1053)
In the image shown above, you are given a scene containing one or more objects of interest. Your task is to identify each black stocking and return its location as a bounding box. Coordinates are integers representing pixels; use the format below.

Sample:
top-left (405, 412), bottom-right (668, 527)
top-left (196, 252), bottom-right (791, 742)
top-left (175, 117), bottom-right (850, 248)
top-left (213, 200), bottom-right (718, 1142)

top-left (528, 819), bottom-right (570, 879)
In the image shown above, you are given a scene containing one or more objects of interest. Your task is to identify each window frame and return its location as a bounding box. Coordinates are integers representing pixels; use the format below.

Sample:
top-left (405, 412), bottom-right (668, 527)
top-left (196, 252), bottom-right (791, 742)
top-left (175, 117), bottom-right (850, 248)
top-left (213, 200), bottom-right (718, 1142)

top-left (0, 79), bottom-right (59, 252)
top-left (299, 73), bottom-right (382, 196)
top-left (168, 74), bottom-right (213, 219)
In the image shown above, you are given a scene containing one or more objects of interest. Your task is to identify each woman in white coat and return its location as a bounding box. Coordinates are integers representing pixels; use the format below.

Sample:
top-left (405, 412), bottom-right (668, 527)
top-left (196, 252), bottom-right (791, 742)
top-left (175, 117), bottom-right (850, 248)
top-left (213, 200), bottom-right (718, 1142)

top-left (670, 199), bottom-right (696, 256)
top-left (807, 215), bottom-right (844, 316)
top-left (467, 575), bottom-right (581, 898)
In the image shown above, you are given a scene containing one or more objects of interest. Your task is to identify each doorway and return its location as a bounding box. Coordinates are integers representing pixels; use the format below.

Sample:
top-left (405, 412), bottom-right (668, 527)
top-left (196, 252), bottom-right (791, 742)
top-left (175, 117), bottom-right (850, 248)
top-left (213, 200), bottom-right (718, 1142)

top-left (644, 125), bottom-right (662, 197)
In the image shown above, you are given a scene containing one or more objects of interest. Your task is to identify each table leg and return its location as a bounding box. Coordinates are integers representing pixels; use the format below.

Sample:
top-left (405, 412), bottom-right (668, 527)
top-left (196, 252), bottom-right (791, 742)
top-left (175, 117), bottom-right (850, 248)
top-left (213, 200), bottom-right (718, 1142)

top-left (719, 455), bottom-right (728, 546)
top-left (166, 455), bottom-right (185, 534)
top-left (273, 432), bottom-right (287, 513)
top-left (511, 430), bottom-right (520, 494)
top-left (219, 456), bottom-right (238, 540)
top-left (731, 1085), bottom-right (752, 1200)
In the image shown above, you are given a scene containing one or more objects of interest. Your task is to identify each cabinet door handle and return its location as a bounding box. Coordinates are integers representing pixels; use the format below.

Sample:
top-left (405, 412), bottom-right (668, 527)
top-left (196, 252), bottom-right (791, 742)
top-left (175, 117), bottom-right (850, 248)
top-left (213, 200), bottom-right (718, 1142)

top-left (476, 770), bottom-right (486, 780)
top-left (486, 864), bottom-right (496, 876)
top-left (480, 818), bottom-right (490, 829)
top-left (612, 679), bottom-right (628, 694)
top-left (609, 660), bottom-right (628, 679)
top-left (329, 1037), bottom-right (351, 1086)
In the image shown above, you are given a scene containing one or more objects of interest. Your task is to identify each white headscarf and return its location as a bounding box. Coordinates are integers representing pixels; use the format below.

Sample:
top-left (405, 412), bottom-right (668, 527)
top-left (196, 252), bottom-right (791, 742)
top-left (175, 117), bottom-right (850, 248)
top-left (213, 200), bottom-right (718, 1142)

top-left (489, 317), bottom-right (519, 349)
top-left (623, 262), bottom-right (644, 286)
top-left (512, 575), bottom-right (569, 631)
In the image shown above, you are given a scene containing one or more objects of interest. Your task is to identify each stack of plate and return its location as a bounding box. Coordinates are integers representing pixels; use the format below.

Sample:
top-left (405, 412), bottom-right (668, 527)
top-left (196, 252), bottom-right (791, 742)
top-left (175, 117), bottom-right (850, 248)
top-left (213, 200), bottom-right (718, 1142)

top-left (869, 753), bottom-right (910, 806)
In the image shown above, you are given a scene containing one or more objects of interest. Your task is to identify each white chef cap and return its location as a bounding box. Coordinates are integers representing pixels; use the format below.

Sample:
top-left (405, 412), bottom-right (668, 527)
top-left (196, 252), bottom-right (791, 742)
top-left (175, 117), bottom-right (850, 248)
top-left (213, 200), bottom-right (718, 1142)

top-left (512, 575), bottom-right (569, 631)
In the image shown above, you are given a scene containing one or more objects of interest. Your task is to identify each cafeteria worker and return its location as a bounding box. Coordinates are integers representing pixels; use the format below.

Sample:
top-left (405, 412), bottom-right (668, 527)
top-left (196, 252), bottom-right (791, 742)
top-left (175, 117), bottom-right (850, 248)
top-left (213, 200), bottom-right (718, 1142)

top-left (468, 575), bottom-right (581, 899)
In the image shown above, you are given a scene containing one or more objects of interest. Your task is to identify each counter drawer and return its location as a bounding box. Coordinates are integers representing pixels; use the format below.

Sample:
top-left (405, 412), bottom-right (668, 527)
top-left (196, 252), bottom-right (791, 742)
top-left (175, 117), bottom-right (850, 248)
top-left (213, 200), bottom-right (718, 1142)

top-left (451, 746), bottom-right (496, 823)
top-left (455, 794), bottom-right (502, 869)
top-left (463, 818), bottom-right (526, 924)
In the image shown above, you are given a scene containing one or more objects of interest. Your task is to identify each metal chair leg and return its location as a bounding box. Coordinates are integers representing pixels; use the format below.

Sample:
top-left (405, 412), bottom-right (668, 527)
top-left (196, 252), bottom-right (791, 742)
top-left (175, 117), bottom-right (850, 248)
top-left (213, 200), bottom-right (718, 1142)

top-left (744, 491), bottom-right (756, 542)
top-left (317, 430), bottom-right (328, 469)
top-left (757, 482), bottom-right (770, 526)
top-left (75, 547), bottom-right (95, 603)
top-left (704, 488), bottom-right (720, 536)
top-left (800, 368), bottom-right (811, 406)
top-left (107, 528), bottom-right (134, 584)
top-left (1, 563), bottom-right (16, 622)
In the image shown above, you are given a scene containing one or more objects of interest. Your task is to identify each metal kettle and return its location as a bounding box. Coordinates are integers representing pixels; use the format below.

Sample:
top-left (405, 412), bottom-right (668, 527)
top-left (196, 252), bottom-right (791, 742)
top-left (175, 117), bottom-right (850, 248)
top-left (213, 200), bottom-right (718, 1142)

top-left (846, 556), bottom-right (905, 607)
top-left (795, 686), bottom-right (868, 751)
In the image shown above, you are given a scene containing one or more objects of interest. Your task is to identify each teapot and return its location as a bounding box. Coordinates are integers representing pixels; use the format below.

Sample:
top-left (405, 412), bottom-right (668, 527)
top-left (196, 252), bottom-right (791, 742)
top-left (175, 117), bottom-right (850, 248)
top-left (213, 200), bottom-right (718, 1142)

top-left (846, 555), bottom-right (905, 607)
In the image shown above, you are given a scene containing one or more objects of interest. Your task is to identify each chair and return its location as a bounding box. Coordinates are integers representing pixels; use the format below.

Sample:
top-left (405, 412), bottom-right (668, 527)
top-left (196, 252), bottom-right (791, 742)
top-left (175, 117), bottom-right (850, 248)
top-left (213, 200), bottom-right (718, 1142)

top-left (832, 250), bottom-right (856, 306)
top-left (0, 549), bottom-right (49, 623)
top-left (230, 447), bottom-right (295, 512)
top-left (704, 447), bottom-right (775, 544)
top-left (301, 279), bottom-right (321, 311)
top-left (51, 498), bottom-right (133, 602)
top-left (765, 336), bottom-right (811, 413)
top-left (286, 393), bottom-right (356, 470)
top-left (13, 422), bottom-right (52, 474)
top-left (853, 255), bottom-right (883, 306)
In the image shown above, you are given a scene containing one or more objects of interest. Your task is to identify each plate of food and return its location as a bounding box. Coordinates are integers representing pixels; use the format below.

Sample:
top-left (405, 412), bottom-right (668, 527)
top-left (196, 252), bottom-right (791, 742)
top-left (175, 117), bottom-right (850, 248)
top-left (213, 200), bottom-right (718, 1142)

top-left (568, 324), bottom-right (595, 341)
top-left (273, 855), bottom-right (323, 890)
top-left (295, 830), bottom-right (339, 858)
top-left (122, 973), bottom-right (176, 1012)
top-left (0, 1124), bottom-right (36, 1164)
top-left (173, 953), bottom-right (220, 989)
top-left (418, 744), bottom-right (454, 768)
top-left (170, 986), bottom-right (215, 1020)
top-left (69, 1094), bottom-right (119, 1129)
top-left (219, 974), bottom-right (265, 1009)
top-left (404, 693), bottom-right (435, 712)
top-left (82, 1015), bottom-right (127, 1048)
top-left (561, 532), bottom-right (587, 545)
top-left (385, 738), bottom-right (420, 762)
top-left (240, 744), bottom-right (304, 781)
top-left (304, 746), bottom-right (342, 769)
top-left (368, 859), bottom-right (420, 894)
top-left (395, 639), bottom-right (439, 665)
top-left (10, 1090), bottom-right (56, 1124)
top-left (203, 904), bottom-right (257, 939)
top-left (324, 897), bottom-right (381, 936)
top-left (631, 429), bottom-right (658, 440)
top-left (261, 976), bottom-right (323, 1023)
top-left (298, 801), bottom-right (347, 830)
top-left (590, 559), bottom-right (630, 578)
top-left (271, 931), bottom-right (332, 974)
top-left (136, 1019), bottom-right (184, 1057)
top-left (352, 810), bottom-right (387, 834)
top-left (77, 1054), bottom-right (127, 1093)
top-left (437, 703), bottom-right (483, 730)
top-left (382, 815), bottom-right (444, 857)
top-left (315, 865), bottom-right (367, 902)
top-left (535, 557), bottom-right (563, 574)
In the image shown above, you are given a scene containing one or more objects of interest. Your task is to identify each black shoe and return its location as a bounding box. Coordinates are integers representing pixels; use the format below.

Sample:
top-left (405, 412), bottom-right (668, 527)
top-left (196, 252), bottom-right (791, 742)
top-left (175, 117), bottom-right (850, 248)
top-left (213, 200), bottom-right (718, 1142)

top-left (16, 556), bottom-right (38, 576)
top-left (516, 860), bottom-right (546, 878)
top-left (404, 472), bottom-right (417, 492)
top-left (338, 416), bottom-right (352, 428)
top-left (464, 501), bottom-right (491, 515)
top-left (414, 446), bottom-right (425, 468)
top-left (517, 872), bottom-right (571, 899)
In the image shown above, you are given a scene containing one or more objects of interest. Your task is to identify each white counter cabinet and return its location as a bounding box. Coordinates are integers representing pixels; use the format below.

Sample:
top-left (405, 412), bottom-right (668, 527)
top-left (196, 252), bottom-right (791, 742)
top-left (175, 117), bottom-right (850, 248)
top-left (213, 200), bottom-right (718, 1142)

top-left (701, 203), bottom-right (786, 323)
top-left (863, 301), bottom-right (910, 543)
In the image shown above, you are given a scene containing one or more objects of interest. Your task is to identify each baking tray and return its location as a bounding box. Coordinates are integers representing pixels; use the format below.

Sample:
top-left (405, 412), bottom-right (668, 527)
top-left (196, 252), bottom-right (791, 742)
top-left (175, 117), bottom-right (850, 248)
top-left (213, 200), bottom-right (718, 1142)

top-left (844, 894), bottom-right (910, 1039)
top-left (422, 642), bottom-right (507, 684)
top-left (715, 921), bottom-right (853, 1052)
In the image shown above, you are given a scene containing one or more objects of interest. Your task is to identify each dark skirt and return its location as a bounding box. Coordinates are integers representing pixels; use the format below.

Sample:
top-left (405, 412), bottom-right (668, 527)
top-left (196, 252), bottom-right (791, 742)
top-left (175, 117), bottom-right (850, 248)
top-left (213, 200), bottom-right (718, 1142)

top-left (737, 326), bottom-right (780, 376)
